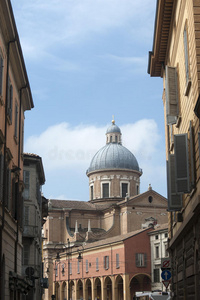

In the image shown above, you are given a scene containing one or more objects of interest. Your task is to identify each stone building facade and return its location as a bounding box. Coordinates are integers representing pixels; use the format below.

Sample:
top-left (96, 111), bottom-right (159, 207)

top-left (148, 0), bottom-right (200, 298)
top-left (22, 153), bottom-right (47, 300)
top-left (148, 224), bottom-right (169, 292)
top-left (43, 122), bottom-right (168, 300)
top-left (0, 1), bottom-right (34, 299)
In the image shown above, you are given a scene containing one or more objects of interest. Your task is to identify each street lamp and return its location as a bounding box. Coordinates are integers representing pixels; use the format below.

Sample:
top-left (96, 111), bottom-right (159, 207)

top-left (53, 254), bottom-right (66, 300)
top-left (53, 243), bottom-right (68, 300)
top-left (77, 245), bottom-right (84, 300)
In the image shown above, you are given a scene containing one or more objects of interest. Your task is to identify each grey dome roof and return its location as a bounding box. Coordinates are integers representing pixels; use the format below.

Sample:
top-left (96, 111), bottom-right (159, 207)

top-left (106, 124), bottom-right (121, 134)
top-left (87, 143), bottom-right (140, 174)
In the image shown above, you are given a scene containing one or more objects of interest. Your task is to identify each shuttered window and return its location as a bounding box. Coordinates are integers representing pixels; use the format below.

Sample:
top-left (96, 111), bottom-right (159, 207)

top-left (184, 25), bottom-right (190, 84)
top-left (23, 171), bottom-right (30, 199)
top-left (5, 168), bottom-right (11, 210)
top-left (165, 66), bottom-right (179, 125)
top-left (116, 253), bottom-right (120, 268)
top-left (86, 259), bottom-right (89, 273)
top-left (104, 256), bottom-right (109, 269)
top-left (167, 155), bottom-right (182, 211)
top-left (24, 206), bottom-right (29, 225)
top-left (174, 134), bottom-right (190, 193)
top-left (14, 103), bottom-right (18, 139)
top-left (7, 78), bottom-right (13, 123)
top-left (136, 253), bottom-right (146, 267)
top-left (189, 122), bottom-right (195, 190)
top-left (102, 183), bottom-right (109, 198)
top-left (69, 262), bottom-right (72, 275)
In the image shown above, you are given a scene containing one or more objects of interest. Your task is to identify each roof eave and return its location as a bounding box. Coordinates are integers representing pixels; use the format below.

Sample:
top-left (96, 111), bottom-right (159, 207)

top-left (148, 0), bottom-right (174, 77)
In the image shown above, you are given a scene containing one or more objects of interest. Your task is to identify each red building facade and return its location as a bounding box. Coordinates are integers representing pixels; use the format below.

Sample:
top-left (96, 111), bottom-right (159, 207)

top-left (45, 228), bottom-right (153, 300)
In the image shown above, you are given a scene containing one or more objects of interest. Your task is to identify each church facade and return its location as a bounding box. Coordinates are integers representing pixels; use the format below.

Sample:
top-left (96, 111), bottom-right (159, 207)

top-left (43, 121), bottom-right (168, 300)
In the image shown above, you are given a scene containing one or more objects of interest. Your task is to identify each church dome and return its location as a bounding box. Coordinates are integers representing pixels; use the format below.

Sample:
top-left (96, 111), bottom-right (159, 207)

top-left (86, 120), bottom-right (141, 174)
top-left (106, 123), bottom-right (121, 134)
top-left (87, 143), bottom-right (140, 174)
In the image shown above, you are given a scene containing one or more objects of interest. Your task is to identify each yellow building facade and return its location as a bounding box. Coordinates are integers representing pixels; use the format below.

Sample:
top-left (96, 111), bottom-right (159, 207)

top-left (149, 0), bottom-right (200, 298)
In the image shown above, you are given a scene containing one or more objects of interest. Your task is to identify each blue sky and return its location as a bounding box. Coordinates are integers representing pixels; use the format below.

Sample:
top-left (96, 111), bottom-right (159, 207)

top-left (11, 0), bottom-right (166, 201)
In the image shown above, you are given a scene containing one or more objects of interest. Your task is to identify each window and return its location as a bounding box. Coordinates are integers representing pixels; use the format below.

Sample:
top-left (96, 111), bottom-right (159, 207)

top-left (122, 183), bottom-right (128, 198)
top-left (86, 259), bottom-right (89, 273)
top-left (165, 66), bottom-right (179, 125)
top-left (0, 54), bottom-right (3, 98)
top-left (96, 257), bottom-right (99, 271)
top-left (116, 253), bottom-right (119, 269)
top-left (5, 168), bottom-right (11, 209)
top-left (77, 260), bottom-right (80, 274)
top-left (55, 265), bottom-right (58, 277)
top-left (154, 268), bottom-right (160, 283)
top-left (136, 253), bottom-right (146, 267)
top-left (155, 235), bottom-right (158, 240)
top-left (155, 246), bottom-right (159, 259)
top-left (136, 185), bottom-right (139, 195)
top-left (110, 136), bottom-right (112, 142)
top-left (69, 262), bottom-right (72, 275)
top-left (164, 243), bottom-right (169, 257)
top-left (102, 183), bottom-right (109, 198)
top-left (115, 135), bottom-right (117, 143)
top-left (7, 78), bottom-right (13, 123)
top-left (183, 24), bottom-right (190, 86)
top-left (165, 233), bottom-right (168, 238)
top-left (14, 102), bottom-right (18, 139)
top-left (90, 185), bottom-right (93, 200)
top-left (23, 171), bottom-right (30, 199)
top-left (148, 196), bottom-right (153, 203)
top-left (104, 256), bottom-right (109, 270)
top-left (24, 206), bottom-right (29, 226)
top-left (23, 244), bottom-right (30, 265)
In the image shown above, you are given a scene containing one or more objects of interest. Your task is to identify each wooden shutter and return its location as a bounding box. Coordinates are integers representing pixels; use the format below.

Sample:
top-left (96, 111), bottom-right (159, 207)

top-left (184, 26), bottom-right (189, 83)
top-left (167, 156), bottom-right (182, 211)
top-left (165, 66), bottom-right (179, 125)
top-left (189, 122), bottom-right (195, 189)
top-left (174, 134), bottom-right (190, 193)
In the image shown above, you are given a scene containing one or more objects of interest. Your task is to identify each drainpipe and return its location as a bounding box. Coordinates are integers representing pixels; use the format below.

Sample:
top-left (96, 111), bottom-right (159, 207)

top-left (0, 39), bottom-right (16, 300)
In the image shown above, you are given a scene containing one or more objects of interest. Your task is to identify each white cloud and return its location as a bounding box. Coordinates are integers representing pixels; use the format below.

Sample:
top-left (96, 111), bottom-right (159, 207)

top-left (25, 120), bottom-right (166, 199)
top-left (25, 120), bottom-right (161, 172)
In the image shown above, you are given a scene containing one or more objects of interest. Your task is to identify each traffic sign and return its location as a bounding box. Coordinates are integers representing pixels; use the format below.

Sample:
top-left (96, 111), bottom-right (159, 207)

top-left (161, 270), bottom-right (171, 281)
top-left (162, 280), bottom-right (170, 289)
top-left (161, 258), bottom-right (171, 269)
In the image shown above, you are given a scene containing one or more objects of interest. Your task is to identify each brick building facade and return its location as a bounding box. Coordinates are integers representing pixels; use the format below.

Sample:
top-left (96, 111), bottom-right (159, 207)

top-left (0, 1), bottom-right (34, 299)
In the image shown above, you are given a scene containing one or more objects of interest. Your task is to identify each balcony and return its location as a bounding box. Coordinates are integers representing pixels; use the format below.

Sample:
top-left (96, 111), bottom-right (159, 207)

top-left (23, 225), bottom-right (38, 238)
